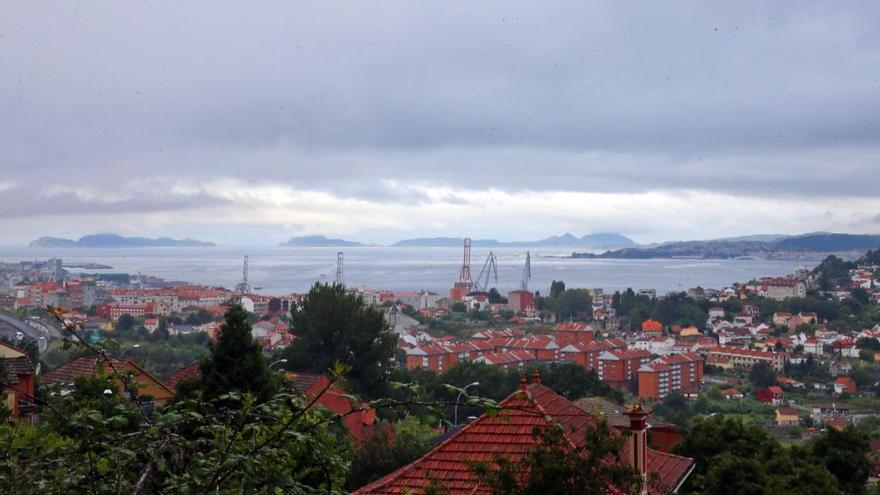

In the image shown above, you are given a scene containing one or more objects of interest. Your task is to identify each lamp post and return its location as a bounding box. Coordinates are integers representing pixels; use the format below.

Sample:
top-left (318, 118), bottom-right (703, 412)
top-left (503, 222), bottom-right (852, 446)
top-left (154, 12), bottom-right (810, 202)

top-left (454, 382), bottom-right (479, 426)
top-left (269, 358), bottom-right (288, 369)
top-left (118, 344), bottom-right (140, 359)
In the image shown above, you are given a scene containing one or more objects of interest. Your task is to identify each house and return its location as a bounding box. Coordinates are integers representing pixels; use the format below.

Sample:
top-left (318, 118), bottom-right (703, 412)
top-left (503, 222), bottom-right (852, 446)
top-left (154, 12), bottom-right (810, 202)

top-left (574, 395), bottom-right (683, 453)
top-left (775, 407), bottom-right (800, 426)
top-left (833, 338), bottom-right (858, 358)
top-left (756, 386), bottom-right (785, 405)
top-left (649, 335), bottom-right (676, 355)
top-left (679, 326), bottom-right (700, 338)
top-left (138, 315), bottom-right (159, 332)
top-left (42, 356), bottom-right (175, 406)
top-left (828, 361), bottom-right (853, 377)
top-left (286, 372), bottom-right (379, 444)
top-left (708, 307), bottom-right (725, 320)
top-left (776, 376), bottom-right (805, 389)
top-left (166, 362), bottom-right (201, 392)
top-left (803, 338), bottom-right (823, 356)
top-left (833, 376), bottom-right (857, 395)
top-left (720, 388), bottom-right (744, 400)
top-left (642, 319), bottom-right (663, 334)
top-left (353, 375), bottom-right (695, 495)
top-left (773, 312), bottom-right (793, 326)
top-left (0, 341), bottom-right (36, 419)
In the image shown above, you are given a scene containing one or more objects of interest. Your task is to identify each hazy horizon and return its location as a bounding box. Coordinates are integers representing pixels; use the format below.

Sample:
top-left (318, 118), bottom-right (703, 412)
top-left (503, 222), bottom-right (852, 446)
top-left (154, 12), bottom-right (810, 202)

top-left (2, 2), bottom-right (879, 245)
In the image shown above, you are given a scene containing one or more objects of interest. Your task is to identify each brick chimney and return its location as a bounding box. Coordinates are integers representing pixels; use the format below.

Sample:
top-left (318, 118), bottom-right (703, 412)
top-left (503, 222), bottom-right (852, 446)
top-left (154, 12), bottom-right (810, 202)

top-left (625, 403), bottom-right (650, 480)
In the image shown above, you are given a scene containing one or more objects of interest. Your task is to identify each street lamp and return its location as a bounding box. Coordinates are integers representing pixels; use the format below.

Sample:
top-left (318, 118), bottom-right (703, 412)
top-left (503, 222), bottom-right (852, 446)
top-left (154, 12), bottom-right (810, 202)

top-left (454, 382), bottom-right (479, 426)
top-left (119, 344), bottom-right (140, 359)
top-left (269, 358), bottom-right (288, 369)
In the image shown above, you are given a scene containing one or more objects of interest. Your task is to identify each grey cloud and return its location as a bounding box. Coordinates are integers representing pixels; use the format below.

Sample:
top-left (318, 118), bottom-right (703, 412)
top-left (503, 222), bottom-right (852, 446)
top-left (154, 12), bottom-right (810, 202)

top-left (0, 184), bottom-right (231, 218)
top-left (1, 1), bottom-right (879, 240)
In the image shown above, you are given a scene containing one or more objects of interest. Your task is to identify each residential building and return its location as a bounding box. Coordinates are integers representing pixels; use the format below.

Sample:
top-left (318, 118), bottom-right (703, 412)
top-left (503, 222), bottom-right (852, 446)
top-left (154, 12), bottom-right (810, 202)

top-left (42, 356), bottom-right (174, 406)
top-left (833, 376), bottom-right (857, 395)
top-left (642, 319), bottom-right (663, 334)
top-left (707, 347), bottom-right (787, 371)
top-left (598, 349), bottom-right (653, 385)
top-left (637, 353), bottom-right (703, 400)
top-left (353, 376), bottom-right (694, 495)
top-left (775, 407), bottom-right (799, 426)
top-left (554, 322), bottom-right (594, 347)
top-left (506, 290), bottom-right (535, 313)
top-left (762, 278), bottom-right (807, 301)
top-left (557, 338), bottom-right (627, 370)
top-left (0, 341), bottom-right (36, 419)
top-left (756, 386), bottom-right (785, 405)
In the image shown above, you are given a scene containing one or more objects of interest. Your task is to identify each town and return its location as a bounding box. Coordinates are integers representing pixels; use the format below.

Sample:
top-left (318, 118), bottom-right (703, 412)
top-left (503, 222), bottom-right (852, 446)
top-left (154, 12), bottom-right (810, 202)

top-left (2, 240), bottom-right (880, 493)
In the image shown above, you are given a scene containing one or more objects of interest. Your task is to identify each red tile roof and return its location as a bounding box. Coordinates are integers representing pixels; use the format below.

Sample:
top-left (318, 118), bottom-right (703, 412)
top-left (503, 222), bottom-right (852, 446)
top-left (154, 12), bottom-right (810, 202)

top-left (42, 356), bottom-right (127, 385)
top-left (166, 362), bottom-right (200, 391)
top-left (354, 382), bottom-right (693, 495)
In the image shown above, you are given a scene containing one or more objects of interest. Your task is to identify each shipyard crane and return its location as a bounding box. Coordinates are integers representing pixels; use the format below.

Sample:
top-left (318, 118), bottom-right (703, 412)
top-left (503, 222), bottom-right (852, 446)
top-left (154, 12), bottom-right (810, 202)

top-left (335, 252), bottom-right (344, 285)
top-left (520, 251), bottom-right (531, 291)
top-left (472, 251), bottom-right (498, 293)
top-left (236, 255), bottom-right (250, 293)
top-left (450, 238), bottom-right (473, 298)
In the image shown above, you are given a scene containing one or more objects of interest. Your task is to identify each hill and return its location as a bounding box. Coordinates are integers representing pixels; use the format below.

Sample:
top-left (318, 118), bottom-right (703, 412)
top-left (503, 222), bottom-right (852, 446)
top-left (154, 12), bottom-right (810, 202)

top-left (391, 233), bottom-right (636, 249)
top-left (29, 234), bottom-right (216, 248)
top-left (279, 235), bottom-right (367, 247)
top-left (574, 233), bottom-right (880, 260)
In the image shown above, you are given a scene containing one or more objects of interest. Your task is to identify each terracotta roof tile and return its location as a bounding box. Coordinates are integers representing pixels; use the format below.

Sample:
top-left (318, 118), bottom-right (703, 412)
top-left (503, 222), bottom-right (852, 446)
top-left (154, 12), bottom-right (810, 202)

top-left (166, 362), bottom-right (200, 390)
top-left (354, 384), bottom-right (693, 495)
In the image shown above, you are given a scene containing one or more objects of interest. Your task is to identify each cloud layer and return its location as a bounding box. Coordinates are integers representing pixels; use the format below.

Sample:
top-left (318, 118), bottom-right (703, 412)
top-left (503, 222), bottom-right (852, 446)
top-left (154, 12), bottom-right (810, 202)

top-left (1, 1), bottom-right (879, 245)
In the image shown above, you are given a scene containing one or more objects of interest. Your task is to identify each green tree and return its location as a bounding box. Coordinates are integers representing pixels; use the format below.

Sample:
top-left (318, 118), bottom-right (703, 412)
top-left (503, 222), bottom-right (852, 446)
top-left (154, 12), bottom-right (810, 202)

top-left (282, 283), bottom-right (397, 397)
top-left (0, 359), bottom-right (9, 420)
top-left (346, 415), bottom-right (435, 489)
top-left (472, 420), bottom-right (643, 495)
top-left (116, 314), bottom-right (136, 331)
top-left (556, 289), bottom-right (592, 321)
top-left (197, 303), bottom-right (277, 402)
top-left (749, 362), bottom-right (777, 388)
top-left (811, 425), bottom-right (871, 494)
top-left (550, 280), bottom-right (566, 299)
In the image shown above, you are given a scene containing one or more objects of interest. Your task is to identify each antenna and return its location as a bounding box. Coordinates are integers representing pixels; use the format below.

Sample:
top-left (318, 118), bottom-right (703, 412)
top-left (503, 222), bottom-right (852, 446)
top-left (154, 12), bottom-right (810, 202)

top-left (336, 252), bottom-right (344, 285)
top-left (236, 255), bottom-right (250, 293)
top-left (520, 251), bottom-right (531, 291)
top-left (473, 251), bottom-right (498, 292)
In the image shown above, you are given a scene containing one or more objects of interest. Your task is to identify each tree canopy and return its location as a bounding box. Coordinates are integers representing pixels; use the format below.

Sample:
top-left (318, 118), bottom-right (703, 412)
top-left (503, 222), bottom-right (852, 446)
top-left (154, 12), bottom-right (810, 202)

top-left (197, 303), bottom-right (277, 402)
top-left (281, 283), bottom-right (397, 398)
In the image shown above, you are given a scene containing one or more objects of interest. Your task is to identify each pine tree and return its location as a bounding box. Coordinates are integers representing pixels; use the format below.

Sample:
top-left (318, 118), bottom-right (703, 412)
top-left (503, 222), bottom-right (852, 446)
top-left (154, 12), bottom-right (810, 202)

top-left (282, 283), bottom-right (396, 397)
top-left (197, 303), bottom-right (277, 402)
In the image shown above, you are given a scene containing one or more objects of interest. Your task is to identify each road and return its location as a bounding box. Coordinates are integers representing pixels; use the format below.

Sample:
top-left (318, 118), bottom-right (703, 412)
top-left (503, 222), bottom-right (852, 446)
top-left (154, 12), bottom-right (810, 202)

top-left (0, 313), bottom-right (54, 353)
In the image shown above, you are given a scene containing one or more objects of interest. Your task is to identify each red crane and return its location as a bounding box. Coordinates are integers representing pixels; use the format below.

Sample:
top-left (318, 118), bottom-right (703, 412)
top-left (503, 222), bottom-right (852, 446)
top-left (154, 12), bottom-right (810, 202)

top-left (450, 237), bottom-right (473, 300)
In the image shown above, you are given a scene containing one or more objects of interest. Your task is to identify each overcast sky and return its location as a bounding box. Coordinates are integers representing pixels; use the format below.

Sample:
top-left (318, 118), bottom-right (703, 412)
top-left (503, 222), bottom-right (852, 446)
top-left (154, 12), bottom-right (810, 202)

top-left (1, 1), bottom-right (879, 246)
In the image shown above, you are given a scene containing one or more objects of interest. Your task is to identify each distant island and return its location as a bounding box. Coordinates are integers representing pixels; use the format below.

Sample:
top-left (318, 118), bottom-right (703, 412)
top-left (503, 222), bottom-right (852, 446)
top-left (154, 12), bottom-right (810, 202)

top-left (573, 233), bottom-right (880, 260)
top-left (392, 233), bottom-right (636, 249)
top-left (279, 235), bottom-right (369, 247)
top-left (29, 234), bottom-right (216, 248)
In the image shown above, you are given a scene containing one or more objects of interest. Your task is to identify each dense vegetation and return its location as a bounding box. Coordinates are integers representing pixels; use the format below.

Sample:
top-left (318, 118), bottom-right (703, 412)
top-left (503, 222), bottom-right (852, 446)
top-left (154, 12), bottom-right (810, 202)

top-left (383, 361), bottom-right (623, 424)
top-left (612, 289), bottom-right (707, 330)
top-left (675, 415), bottom-right (871, 495)
top-left (280, 283), bottom-right (397, 398)
top-left (41, 324), bottom-right (210, 380)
